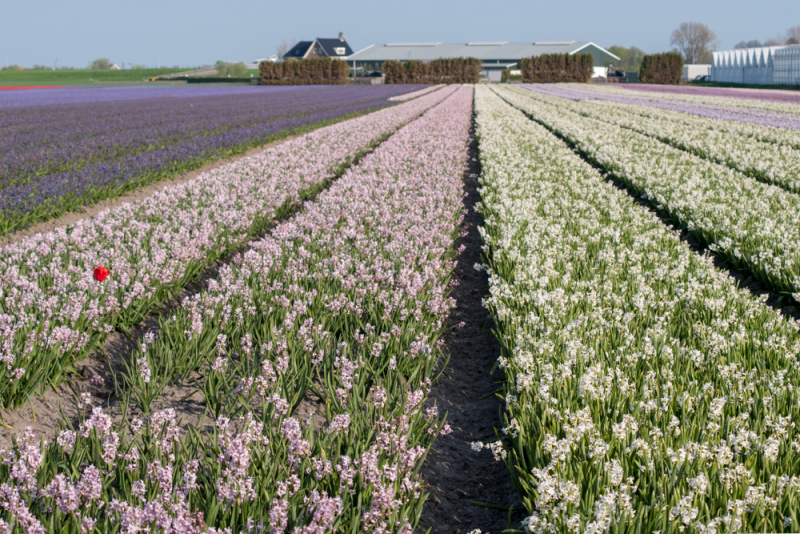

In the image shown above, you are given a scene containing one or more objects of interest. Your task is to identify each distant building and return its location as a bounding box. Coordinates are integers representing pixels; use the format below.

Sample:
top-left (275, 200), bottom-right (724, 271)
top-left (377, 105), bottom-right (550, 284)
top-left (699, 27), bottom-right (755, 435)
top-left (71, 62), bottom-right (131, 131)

top-left (710, 45), bottom-right (800, 85)
top-left (683, 64), bottom-right (710, 80)
top-left (283, 33), bottom-right (354, 61)
top-left (110, 64), bottom-right (121, 70)
top-left (346, 41), bottom-right (619, 82)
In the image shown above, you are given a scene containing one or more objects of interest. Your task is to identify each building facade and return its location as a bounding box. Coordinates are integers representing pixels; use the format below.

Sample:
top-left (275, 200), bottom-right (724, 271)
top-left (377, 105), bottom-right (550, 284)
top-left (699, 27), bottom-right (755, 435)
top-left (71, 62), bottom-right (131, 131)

top-left (346, 41), bottom-right (619, 82)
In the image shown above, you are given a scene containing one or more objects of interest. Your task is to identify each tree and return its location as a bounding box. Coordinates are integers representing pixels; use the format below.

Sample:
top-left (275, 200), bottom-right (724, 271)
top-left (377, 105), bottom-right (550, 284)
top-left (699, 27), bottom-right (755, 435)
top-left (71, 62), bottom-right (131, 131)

top-left (765, 34), bottom-right (785, 46)
top-left (89, 58), bottom-right (112, 70)
top-left (670, 22), bottom-right (718, 64)
top-left (229, 62), bottom-right (247, 77)
top-left (131, 64), bottom-right (147, 70)
top-left (734, 40), bottom-right (763, 49)
top-left (276, 39), bottom-right (298, 59)
top-left (607, 45), bottom-right (646, 70)
top-left (786, 25), bottom-right (800, 44)
top-left (215, 61), bottom-right (248, 77)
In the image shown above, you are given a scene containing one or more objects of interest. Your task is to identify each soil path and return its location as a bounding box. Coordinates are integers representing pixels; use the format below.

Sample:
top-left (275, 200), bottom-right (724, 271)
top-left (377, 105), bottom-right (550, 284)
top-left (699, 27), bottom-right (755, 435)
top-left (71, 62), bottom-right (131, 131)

top-left (418, 121), bottom-right (525, 533)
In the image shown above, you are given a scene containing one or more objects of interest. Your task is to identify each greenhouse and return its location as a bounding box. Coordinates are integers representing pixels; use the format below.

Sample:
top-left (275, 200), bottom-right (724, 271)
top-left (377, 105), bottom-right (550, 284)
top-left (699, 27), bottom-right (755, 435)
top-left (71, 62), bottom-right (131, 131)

top-left (711, 45), bottom-right (800, 85)
top-left (774, 45), bottom-right (800, 85)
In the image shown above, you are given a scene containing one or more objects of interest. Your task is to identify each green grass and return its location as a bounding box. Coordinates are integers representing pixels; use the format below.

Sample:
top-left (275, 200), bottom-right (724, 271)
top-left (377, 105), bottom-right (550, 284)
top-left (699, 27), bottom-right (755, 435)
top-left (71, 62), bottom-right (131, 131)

top-left (0, 68), bottom-right (189, 86)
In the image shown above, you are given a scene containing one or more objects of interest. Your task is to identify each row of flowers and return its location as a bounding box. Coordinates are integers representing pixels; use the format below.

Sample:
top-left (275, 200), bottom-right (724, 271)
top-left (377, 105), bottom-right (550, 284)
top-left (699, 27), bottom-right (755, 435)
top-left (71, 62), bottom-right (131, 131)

top-left (0, 86), bottom-right (458, 410)
top-left (522, 85), bottom-right (800, 193)
top-left (388, 85), bottom-right (443, 101)
top-left (473, 85), bottom-right (800, 534)
top-left (523, 84), bottom-right (800, 151)
top-left (0, 86), bottom-right (473, 533)
top-left (581, 83), bottom-right (800, 121)
top-left (0, 85), bottom-right (424, 234)
top-left (496, 85), bottom-right (800, 304)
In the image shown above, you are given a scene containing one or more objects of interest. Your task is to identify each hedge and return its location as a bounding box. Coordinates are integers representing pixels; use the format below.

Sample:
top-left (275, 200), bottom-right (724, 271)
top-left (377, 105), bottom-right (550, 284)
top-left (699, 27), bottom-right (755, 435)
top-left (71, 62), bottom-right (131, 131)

top-left (520, 54), bottom-right (594, 83)
top-left (639, 52), bottom-right (684, 85)
top-left (259, 58), bottom-right (349, 85)
top-left (383, 57), bottom-right (481, 84)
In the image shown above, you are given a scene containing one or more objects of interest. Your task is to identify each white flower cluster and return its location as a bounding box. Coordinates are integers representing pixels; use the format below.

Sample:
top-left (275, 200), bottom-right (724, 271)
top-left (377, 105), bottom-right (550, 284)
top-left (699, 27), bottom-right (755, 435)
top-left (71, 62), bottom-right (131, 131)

top-left (474, 85), bottom-right (800, 534)
top-left (544, 93), bottom-right (800, 193)
top-left (497, 85), bottom-right (800, 302)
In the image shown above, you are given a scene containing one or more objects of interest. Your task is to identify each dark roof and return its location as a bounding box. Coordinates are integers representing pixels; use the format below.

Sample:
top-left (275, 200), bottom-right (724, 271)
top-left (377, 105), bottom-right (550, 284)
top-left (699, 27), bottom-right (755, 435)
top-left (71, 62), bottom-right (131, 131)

top-left (284, 41), bottom-right (314, 59)
top-left (316, 38), bottom-right (354, 57)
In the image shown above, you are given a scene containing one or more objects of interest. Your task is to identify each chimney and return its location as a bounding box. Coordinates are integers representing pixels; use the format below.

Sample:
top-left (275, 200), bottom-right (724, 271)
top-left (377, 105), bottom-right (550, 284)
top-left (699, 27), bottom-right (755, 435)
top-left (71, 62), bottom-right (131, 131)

top-left (339, 32), bottom-right (344, 42)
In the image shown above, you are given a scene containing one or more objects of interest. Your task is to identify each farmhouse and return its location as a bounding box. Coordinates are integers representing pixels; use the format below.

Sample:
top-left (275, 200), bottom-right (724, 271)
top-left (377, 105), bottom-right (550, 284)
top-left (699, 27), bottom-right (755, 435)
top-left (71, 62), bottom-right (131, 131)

top-left (283, 33), bottom-right (354, 61)
top-left (346, 41), bottom-right (619, 82)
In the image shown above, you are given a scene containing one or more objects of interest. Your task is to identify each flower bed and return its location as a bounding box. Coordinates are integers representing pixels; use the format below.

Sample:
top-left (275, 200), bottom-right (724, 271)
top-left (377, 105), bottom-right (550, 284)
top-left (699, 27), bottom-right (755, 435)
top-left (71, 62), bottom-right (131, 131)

top-left (474, 84), bottom-right (800, 534)
top-left (527, 84), bottom-right (800, 131)
top-left (0, 85), bottom-right (472, 534)
top-left (496, 85), bottom-right (800, 304)
top-left (0, 86), bottom-right (457, 410)
top-left (0, 85), bottom-right (426, 234)
top-left (523, 84), bottom-right (800, 192)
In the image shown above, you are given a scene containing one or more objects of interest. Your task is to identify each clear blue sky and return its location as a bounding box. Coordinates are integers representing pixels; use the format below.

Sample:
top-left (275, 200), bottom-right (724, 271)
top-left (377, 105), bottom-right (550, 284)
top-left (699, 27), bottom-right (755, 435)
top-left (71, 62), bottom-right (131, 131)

top-left (3, 0), bottom-right (797, 68)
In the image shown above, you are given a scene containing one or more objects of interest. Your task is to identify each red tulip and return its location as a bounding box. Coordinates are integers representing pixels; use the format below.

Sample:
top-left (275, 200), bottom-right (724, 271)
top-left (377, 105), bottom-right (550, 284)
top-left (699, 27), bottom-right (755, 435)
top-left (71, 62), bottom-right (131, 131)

top-left (93, 266), bottom-right (110, 282)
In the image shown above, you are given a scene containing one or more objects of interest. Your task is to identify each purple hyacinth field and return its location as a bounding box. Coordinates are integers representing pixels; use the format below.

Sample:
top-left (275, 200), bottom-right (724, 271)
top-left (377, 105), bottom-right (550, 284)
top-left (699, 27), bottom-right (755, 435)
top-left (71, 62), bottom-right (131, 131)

top-left (0, 84), bottom-right (423, 234)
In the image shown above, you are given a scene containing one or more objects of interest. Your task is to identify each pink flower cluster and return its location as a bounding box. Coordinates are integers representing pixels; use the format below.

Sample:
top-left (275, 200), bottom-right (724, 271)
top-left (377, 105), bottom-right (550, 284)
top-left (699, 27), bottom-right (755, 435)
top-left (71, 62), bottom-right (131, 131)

top-left (0, 85), bottom-right (459, 406)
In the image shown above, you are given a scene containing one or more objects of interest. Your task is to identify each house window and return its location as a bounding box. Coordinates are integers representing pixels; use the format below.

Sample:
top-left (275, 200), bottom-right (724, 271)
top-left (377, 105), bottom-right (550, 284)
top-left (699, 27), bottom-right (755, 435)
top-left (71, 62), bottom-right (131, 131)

top-left (334, 47), bottom-right (346, 55)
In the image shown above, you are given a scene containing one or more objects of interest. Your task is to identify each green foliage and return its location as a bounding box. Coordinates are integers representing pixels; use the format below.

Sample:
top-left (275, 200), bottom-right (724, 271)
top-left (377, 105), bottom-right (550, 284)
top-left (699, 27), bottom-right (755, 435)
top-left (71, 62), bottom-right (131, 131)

top-left (520, 53), bottom-right (594, 83)
top-left (606, 45), bottom-right (646, 71)
top-left (640, 52), bottom-right (684, 85)
top-left (215, 60), bottom-right (248, 78)
top-left (259, 58), bottom-right (349, 85)
top-left (89, 58), bottom-right (112, 70)
top-left (383, 57), bottom-right (481, 84)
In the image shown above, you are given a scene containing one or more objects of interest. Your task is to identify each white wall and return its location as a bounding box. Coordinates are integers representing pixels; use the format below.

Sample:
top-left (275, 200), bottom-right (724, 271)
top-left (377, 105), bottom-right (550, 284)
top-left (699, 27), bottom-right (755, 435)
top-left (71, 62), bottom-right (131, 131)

top-left (683, 64), bottom-right (710, 80)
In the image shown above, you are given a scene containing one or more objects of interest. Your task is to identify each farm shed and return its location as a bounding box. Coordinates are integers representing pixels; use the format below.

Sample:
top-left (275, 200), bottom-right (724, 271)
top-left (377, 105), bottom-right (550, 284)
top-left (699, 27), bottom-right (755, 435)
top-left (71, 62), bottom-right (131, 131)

top-left (283, 33), bottom-right (354, 61)
top-left (346, 41), bottom-right (619, 82)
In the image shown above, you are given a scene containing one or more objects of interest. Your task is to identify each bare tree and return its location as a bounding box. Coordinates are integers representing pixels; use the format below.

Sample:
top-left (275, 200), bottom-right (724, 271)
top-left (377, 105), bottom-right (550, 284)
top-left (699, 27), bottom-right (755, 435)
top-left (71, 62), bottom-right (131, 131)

top-left (786, 25), bottom-right (800, 44)
top-left (670, 22), bottom-right (718, 64)
top-left (275, 39), bottom-right (298, 59)
top-left (765, 34), bottom-right (786, 46)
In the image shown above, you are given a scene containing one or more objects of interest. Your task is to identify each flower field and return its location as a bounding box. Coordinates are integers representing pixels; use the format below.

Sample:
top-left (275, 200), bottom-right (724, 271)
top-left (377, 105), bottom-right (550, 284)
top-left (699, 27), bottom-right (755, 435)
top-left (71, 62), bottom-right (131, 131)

top-left (0, 84), bottom-right (426, 235)
top-left (0, 85), bottom-right (454, 410)
top-left (496, 85), bottom-right (800, 303)
top-left (475, 84), bottom-right (800, 533)
top-left (4, 76), bottom-right (800, 533)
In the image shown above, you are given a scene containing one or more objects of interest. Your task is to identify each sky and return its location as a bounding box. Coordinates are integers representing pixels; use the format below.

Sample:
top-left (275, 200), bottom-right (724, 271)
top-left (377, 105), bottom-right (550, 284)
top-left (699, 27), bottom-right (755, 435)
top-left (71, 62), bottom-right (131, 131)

top-left (2, 0), bottom-right (798, 68)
